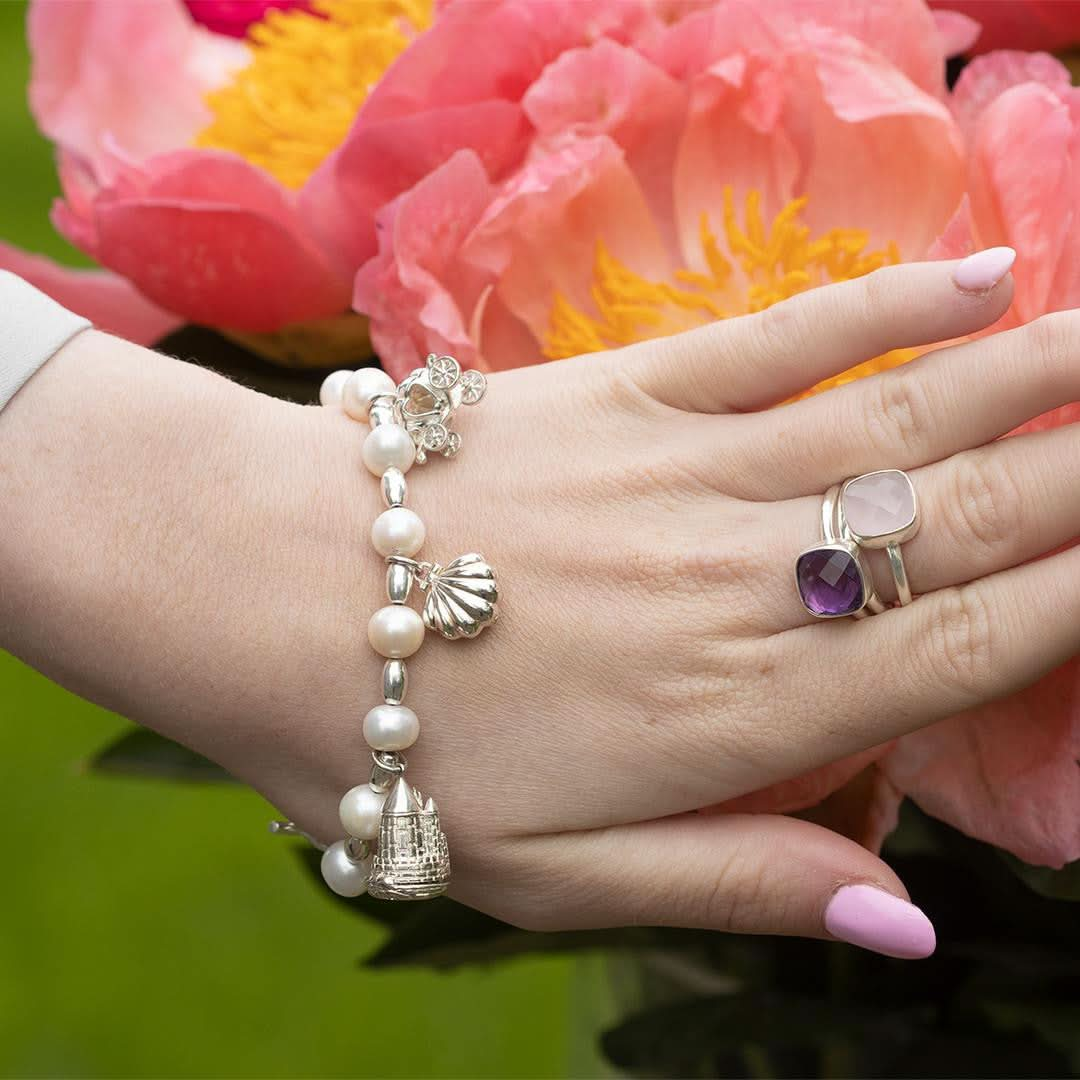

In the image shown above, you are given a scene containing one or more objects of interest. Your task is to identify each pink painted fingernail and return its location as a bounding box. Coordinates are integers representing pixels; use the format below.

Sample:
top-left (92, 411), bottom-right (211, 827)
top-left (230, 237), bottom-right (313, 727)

top-left (952, 246), bottom-right (1016, 292)
top-left (824, 884), bottom-right (936, 959)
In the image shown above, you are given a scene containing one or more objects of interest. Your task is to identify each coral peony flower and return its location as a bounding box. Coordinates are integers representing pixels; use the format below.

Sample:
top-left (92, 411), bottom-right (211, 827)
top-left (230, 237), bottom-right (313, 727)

top-left (355, 0), bottom-right (964, 377)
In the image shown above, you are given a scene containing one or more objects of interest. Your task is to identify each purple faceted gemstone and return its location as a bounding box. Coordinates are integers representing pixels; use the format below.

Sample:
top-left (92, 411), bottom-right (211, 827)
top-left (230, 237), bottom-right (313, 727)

top-left (796, 546), bottom-right (865, 617)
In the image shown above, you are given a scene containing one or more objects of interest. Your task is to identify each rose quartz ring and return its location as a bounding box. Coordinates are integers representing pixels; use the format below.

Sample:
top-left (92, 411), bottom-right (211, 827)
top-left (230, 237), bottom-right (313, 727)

top-left (796, 469), bottom-right (920, 619)
top-left (838, 469), bottom-right (920, 605)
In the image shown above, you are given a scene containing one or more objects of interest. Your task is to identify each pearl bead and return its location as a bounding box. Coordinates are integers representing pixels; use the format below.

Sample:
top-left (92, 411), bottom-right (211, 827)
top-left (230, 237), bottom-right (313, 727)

top-left (339, 784), bottom-right (386, 839)
top-left (362, 424), bottom-right (415, 476)
top-left (320, 840), bottom-right (371, 897)
top-left (318, 369), bottom-right (353, 408)
top-left (368, 604), bottom-right (425, 658)
top-left (363, 704), bottom-right (420, 751)
top-left (343, 368), bottom-right (397, 421)
top-left (371, 507), bottom-right (425, 558)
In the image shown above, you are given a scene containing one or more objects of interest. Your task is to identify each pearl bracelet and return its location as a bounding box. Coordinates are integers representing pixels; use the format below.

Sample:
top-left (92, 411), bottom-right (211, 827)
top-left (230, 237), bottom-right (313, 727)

top-left (271, 354), bottom-right (497, 901)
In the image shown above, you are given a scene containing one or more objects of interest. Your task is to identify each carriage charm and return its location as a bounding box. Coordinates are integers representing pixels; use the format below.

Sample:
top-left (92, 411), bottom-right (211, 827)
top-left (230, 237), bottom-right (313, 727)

top-left (394, 353), bottom-right (487, 463)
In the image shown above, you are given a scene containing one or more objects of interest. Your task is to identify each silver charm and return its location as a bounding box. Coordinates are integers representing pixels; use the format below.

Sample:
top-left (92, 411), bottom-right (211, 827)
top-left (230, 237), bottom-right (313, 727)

top-left (394, 354), bottom-right (486, 462)
top-left (418, 553), bottom-right (499, 640)
top-left (368, 776), bottom-right (450, 900)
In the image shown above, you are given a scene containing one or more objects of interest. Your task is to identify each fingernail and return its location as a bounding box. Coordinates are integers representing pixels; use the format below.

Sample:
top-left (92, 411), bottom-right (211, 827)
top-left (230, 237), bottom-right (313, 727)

top-left (824, 884), bottom-right (936, 959)
top-left (952, 246), bottom-right (1016, 292)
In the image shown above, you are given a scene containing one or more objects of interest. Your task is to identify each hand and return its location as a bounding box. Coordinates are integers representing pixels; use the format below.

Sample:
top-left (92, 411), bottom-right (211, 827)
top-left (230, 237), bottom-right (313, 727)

top-left (3, 252), bottom-right (1076, 958)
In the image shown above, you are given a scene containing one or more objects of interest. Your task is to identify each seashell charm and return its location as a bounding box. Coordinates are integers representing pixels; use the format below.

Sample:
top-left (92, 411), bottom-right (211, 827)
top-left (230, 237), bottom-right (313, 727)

top-left (417, 553), bottom-right (499, 640)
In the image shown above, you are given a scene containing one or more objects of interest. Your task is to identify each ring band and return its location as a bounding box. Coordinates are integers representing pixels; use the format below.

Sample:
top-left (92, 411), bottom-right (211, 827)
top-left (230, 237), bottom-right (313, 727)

top-left (795, 485), bottom-right (884, 619)
top-left (838, 469), bottom-right (920, 605)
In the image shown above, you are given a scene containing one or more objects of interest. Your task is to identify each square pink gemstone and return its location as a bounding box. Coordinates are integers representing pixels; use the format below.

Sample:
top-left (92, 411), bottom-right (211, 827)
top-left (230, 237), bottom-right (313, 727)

top-left (843, 470), bottom-right (916, 539)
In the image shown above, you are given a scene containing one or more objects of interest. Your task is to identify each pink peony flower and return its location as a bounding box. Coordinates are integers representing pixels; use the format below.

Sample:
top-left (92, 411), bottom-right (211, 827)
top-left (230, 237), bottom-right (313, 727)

top-left (7, 0), bottom-right (1080, 866)
top-left (5, 0), bottom-right (434, 346)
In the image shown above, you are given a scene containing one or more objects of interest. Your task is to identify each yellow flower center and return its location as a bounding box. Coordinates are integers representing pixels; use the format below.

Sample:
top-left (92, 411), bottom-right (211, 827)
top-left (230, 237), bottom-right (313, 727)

top-left (545, 188), bottom-right (909, 398)
top-left (195, 0), bottom-right (433, 189)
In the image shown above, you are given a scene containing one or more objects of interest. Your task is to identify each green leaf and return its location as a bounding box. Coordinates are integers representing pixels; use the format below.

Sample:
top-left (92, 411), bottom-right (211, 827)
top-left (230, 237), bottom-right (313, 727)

top-left (364, 905), bottom-right (681, 971)
top-left (983, 999), bottom-right (1080, 1072)
top-left (90, 728), bottom-right (234, 783)
top-left (1001, 852), bottom-right (1080, 902)
top-left (600, 991), bottom-right (924, 1077)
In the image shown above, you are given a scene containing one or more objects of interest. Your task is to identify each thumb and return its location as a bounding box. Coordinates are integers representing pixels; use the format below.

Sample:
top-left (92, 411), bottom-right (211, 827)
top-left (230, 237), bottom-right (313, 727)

top-left (503, 813), bottom-right (936, 960)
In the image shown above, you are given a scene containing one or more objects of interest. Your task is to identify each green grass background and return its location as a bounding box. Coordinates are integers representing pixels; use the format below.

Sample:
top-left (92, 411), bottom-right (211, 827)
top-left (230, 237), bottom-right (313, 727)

top-left (0, 5), bottom-right (606, 1076)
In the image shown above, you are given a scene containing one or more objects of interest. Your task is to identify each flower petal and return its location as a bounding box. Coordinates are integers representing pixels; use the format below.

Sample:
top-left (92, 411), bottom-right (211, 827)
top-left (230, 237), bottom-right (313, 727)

top-left (672, 53), bottom-right (799, 272)
top-left (57, 151), bottom-right (351, 332)
top-left (967, 83), bottom-right (1074, 321)
top-left (951, 50), bottom-right (1072, 142)
top-left (353, 150), bottom-right (496, 379)
top-left (359, 0), bottom-right (654, 123)
top-left (28, 0), bottom-right (246, 176)
top-left (883, 664), bottom-right (1080, 868)
top-left (793, 26), bottom-right (965, 258)
top-left (933, 9), bottom-right (982, 56)
top-left (523, 38), bottom-right (688, 251)
top-left (462, 135), bottom-right (670, 356)
top-left (646, 0), bottom-right (949, 99)
top-left (0, 242), bottom-right (180, 344)
top-left (301, 101), bottom-right (530, 274)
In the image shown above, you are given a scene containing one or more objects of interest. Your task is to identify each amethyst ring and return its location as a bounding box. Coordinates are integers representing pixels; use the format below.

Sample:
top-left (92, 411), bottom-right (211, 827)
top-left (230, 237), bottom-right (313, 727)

top-left (795, 485), bottom-right (885, 619)
top-left (837, 469), bottom-right (920, 605)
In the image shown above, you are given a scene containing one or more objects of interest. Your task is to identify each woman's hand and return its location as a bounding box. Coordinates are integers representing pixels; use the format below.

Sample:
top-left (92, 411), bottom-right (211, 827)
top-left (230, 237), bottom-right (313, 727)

top-left (3, 251), bottom-right (1075, 958)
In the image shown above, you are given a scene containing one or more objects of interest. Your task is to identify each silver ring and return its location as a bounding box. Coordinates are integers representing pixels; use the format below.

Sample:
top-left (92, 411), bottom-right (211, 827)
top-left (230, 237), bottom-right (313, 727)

top-left (837, 470), bottom-right (920, 605)
top-left (795, 485), bottom-right (884, 619)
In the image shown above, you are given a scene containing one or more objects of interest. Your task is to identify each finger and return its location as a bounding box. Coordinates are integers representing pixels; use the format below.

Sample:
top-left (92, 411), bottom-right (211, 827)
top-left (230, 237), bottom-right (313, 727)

top-left (746, 305), bottom-right (1080, 499)
top-left (763, 422), bottom-right (1080, 631)
top-left (495, 814), bottom-right (935, 959)
top-left (628, 250), bottom-right (1015, 414)
top-left (788, 541), bottom-right (1080, 757)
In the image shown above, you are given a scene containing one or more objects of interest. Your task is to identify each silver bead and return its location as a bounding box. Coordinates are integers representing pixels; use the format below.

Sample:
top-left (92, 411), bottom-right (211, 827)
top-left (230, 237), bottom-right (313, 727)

top-left (382, 467), bottom-right (407, 508)
top-left (382, 659), bottom-right (408, 704)
top-left (368, 397), bottom-right (397, 429)
top-left (386, 562), bottom-right (414, 604)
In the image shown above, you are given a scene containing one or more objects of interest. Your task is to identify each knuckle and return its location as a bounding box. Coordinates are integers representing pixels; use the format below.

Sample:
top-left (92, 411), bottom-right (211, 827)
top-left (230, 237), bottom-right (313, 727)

top-left (703, 846), bottom-right (766, 933)
top-left (924, 584), bottom-right (995, 694)
top-left (1027, 309), bottom-right (1080, 381)
top-left (698, 838), bottom-right (796, 935)
top-left (752, 297), bottom-right (804, 371)
top-left (863, 372), bottom-right (930, 457)
top-left (856, 265), bottom-right (893, 320)
top-left (946, 448), bottom-right (1024, 557)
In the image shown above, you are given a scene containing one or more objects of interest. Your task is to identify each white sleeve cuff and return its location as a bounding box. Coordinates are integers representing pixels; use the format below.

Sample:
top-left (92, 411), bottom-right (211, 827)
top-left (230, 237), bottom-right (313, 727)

top-left (0, 270), bottom-right (91, 415)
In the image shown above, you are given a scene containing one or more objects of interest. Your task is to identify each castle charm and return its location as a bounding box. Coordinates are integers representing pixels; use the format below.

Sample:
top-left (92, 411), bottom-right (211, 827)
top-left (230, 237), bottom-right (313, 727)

top-left (368, 776), bottom-right (451, 900)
